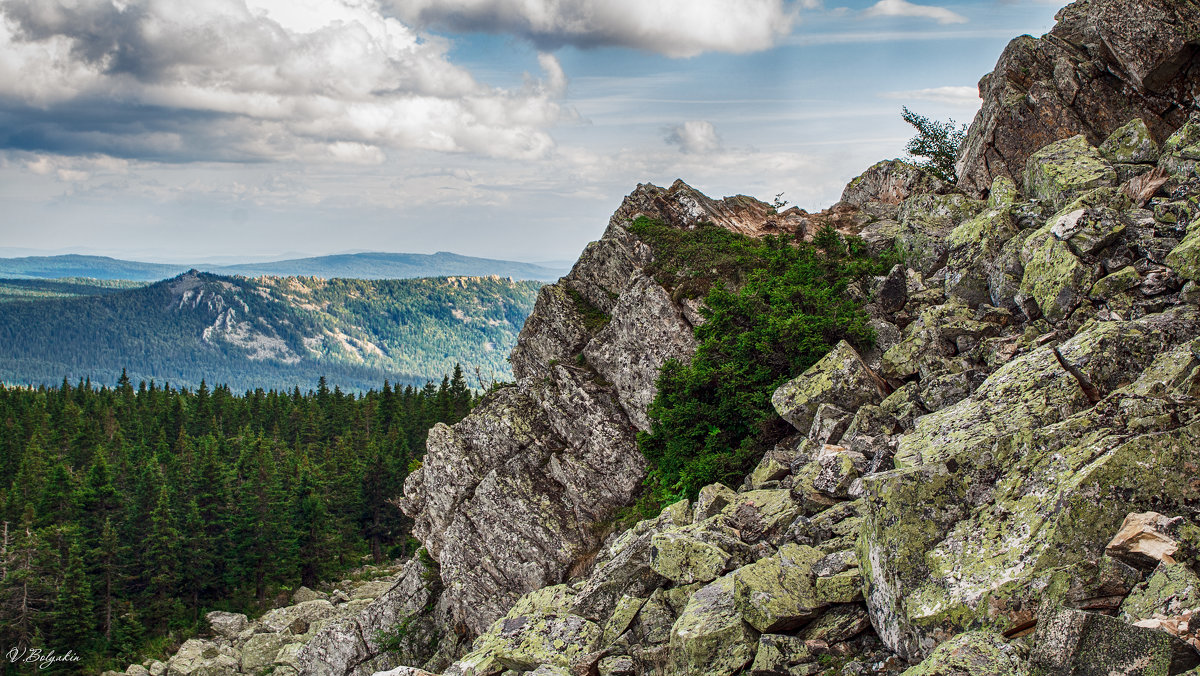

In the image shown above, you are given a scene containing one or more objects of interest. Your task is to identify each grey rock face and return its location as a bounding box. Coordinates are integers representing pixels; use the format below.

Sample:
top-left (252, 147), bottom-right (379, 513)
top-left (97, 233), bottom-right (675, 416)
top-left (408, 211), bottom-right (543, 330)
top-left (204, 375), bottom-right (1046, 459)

top-left (956, 0), bottom-right (1200, 198)
top-left (401, 180), bottom-right (794, 637)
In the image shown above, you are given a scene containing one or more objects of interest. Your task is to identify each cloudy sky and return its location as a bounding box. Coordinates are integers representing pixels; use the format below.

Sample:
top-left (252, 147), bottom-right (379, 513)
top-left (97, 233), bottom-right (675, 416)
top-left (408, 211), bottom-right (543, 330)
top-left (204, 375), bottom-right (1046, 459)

top-left (0, 0), bottom-right (1063, 263)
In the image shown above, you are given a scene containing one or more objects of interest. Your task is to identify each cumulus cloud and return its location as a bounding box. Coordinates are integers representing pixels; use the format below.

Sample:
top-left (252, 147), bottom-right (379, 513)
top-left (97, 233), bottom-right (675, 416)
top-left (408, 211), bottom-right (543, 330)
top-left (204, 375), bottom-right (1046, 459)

top-left (0, 0), bottom-right (570, 163)
top-left (386, 0), bottom-right (796, 58)
top-left (881, 85), bottom-right (980, 106)
top-left (664, 120), bottom-right (722, 154)
top-left (861, 0), bottom-right (968, 24)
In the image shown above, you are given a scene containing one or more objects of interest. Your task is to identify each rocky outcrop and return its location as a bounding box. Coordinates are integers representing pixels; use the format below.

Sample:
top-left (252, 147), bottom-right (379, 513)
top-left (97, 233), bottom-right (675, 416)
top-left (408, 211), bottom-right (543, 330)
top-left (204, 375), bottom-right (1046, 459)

top-left (111, 561), bottom-right (455, 676)
top-left (955, 0), bottom-right (1200, 198)
top-left (400, 180), bottom-right (798, 638)
top-left (395, 118), bottom-right (1200, 676)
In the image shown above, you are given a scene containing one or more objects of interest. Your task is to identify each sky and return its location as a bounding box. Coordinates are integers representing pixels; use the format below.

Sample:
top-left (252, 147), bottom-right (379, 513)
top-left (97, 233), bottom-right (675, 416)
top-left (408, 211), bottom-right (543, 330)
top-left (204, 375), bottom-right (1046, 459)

top-left (0, 0), bottom-right (1065, 263)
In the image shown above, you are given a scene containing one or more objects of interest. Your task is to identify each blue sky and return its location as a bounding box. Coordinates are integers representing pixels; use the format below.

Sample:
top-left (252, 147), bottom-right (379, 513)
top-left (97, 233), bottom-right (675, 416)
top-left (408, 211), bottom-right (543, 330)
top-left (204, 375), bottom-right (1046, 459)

top-left (0, 0), bottom-right (1062, 263)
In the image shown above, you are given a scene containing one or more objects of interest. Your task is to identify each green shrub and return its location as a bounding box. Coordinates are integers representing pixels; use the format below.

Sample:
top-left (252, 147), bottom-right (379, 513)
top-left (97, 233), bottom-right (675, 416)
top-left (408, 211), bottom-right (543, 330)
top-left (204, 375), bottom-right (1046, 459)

top-left (628, 217), bottom-right (896, 512)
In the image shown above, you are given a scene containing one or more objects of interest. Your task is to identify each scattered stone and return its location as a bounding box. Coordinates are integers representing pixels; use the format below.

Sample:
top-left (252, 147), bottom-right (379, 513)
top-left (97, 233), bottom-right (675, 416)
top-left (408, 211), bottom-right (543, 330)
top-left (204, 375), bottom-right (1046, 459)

top-left (669, 574), bottom-right (760, 676)
top-left (1106, 512), bottom-right (1183, 567)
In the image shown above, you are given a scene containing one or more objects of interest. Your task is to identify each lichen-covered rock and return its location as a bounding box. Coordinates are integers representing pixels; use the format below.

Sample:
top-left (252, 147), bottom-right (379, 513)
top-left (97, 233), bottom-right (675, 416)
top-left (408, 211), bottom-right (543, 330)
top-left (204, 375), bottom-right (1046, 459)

top-left (772, 341), bottom-right (886, 434)
top-left (1101, 118), bottom-right (1160, 165)
top-left (815, 569), bottom-right (864, 604)
top-left (730, 543), bottom-right (824, 633)
top-left (1160, 117), bottom-right (1200, 178)
top-left (668, 574), bottom-right (759, 676)
top-left (298, 557), bottom-right (451, 676)
top-left (1019, 232), bottom-right (1092, 322)
top-left (583, 273), bottom-right (698, 431)
top-left (945, 201), bottom-right (1018, 306)
top-left (240, 633), bottom-right (297, 673)
top-left (1024, 136), bottom-right (1118, 210)
top-left (1032, 606), bottom-right (1200, 675)
top-left (749, 634), bottom-right (815, 676)
top-left (165, 640), bottom-right (238, 676)
top-left (956, 0), bottom-right (1200, 196)
top-left (205, 611), bottom-right (247, 639)
top-left (1166, 230), bottom-right (1200, 281)
top-left (900, 631), bottom-right (1028, 676)
top-left (896, 194), bottom-right (987, 275)
top-left (259, 600), bottom-right (338, 634)
top-left (1120, 562), bottom-right (1200, 628)
top-left (456, 608), bottom-right (601, 673)
top-left (693, 483), bottom-right (738, 523)
top-left (864, 412), bottom-right (1200, 660)
top-left (1092, 265), bottom-right (1142, 298)
top-left (1050, 207), bottom-right (1126, 256)
top-left (650, 529), bottom-right (733, 585)
top-left (893, 345), bottom-right (1089, 468)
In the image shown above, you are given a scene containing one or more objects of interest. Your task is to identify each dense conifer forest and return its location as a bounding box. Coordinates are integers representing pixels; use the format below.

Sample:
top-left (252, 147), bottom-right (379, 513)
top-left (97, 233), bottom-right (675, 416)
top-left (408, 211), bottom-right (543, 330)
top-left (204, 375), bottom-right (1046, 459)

top-left (0, 368), bottom-right (475, 672)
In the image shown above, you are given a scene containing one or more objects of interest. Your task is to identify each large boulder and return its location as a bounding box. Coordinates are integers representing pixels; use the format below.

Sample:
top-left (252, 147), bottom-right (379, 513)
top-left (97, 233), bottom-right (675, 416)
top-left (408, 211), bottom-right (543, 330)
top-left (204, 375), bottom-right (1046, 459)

top-left (165, 640), bottom-right (238, 676)
top-left (956, 0), bottom-right (1200, 197)
top-left (668, 574), bottom-right (760, 676)
top-left (1023, 136), bottom-right (1118, 210)
top-left (730, 544), bottom-right (825, 633)
top-left (771, 341), bottom-right (886, 435)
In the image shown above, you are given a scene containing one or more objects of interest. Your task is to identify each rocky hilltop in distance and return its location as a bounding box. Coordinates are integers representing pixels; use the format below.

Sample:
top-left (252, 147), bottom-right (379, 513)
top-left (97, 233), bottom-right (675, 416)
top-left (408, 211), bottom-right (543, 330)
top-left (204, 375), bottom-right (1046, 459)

top-left (113, 0), bottom-right (1200, 674)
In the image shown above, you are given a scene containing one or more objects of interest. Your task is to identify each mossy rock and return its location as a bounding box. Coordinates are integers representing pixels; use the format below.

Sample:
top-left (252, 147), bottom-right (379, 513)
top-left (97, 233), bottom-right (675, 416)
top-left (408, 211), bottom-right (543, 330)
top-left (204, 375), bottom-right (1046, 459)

top-left (1018, 236), bottom-right (1091, 323)
top-left (1023, 135), bottom-right (1117, 210)
top-left (731, 543), bottom-right (824, 633)
top-left (668, 573), bottom-right (760, 676)
top-left (1166, 230), bottom-right (1200, 281)
top-left (864, 413), bottom-right (1200, 661)
top-left (1100, 118), bottom-right (1159, 164)
top-left (900, 631), bottom-right (1028, 676)
top-left (650, 529), bottom-right (733, 585)
top-left (1091, 265), bottom-right (1141, 298)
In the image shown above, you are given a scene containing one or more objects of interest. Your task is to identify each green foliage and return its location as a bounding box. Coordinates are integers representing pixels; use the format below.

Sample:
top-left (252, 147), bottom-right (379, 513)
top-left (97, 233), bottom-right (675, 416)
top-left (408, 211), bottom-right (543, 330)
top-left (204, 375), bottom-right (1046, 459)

top-left (0, 369), bottom-right (475, 670)
top-left (565, 287), bottom-right (611, 333)
top-left (0, 273), bottom-right (540, 392)
top-left (630, 217), bottom-right (896, 510)
top-left (902, 106), bottom-right (968, 184)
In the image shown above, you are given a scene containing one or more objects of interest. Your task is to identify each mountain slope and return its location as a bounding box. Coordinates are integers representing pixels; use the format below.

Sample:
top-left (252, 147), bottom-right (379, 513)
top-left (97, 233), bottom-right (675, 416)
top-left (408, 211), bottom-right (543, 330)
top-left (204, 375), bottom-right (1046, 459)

top-left (213, 251), bottom-right (567, 280)
top-left (0, 271), bottom-right (541, 390)
top-left (0, 252), bottom-right (567, 282)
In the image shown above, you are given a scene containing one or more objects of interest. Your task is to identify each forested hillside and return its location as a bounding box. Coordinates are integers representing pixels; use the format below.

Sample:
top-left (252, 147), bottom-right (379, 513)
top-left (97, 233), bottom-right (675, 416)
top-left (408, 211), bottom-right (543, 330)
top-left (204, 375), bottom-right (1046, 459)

top-left (0, 272), bottom-right (541, 391)
top-left (0, 371), bottom-right (474, 672)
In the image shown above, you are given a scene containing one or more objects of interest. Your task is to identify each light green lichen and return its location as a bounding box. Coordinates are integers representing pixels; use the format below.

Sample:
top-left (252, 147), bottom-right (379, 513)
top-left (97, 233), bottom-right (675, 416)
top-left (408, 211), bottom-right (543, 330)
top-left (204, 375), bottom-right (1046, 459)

top-left (1023, 135), bottom-right (1117, 209)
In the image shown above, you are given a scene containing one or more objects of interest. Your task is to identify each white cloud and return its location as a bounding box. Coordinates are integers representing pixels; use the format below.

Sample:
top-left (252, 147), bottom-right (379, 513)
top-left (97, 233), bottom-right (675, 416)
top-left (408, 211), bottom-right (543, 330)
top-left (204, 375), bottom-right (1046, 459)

top-left (665, 120), bottom-right (722, 154)
top-left (861, 0), bottom-right (968, 25)
top-left (881, 85), bottom-right (980, 106)
top-left (0, 0), bottom-right (570, 162)
top-left (386, 0), bottom-right (797, 57)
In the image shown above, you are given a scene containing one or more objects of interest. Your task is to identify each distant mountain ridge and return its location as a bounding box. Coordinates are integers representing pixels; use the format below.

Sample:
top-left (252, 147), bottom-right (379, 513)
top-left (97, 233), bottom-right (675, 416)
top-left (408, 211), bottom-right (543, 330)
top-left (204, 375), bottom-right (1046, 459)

top-left (0, 270), bottom-right (542, 391)
top-left (0, 251), bottom-right (568, 282)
